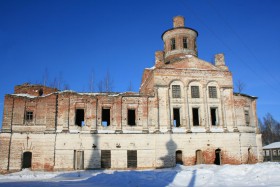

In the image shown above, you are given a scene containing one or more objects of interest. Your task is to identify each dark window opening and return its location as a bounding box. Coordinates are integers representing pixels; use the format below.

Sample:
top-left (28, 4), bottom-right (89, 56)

top-left (101, 150), bottom-right (111, 168)
top-left (196, 150), bottom-right (204, 164)
top-left (127, 150), bottom-right (137, 168)
top-left (173, 108), bottom-right (180, 127)
top-left (165, 61), bottom-right (170, 64)
top-left (191, 86), bottom-right (200, 98)
top-left (22, 152), bottom-right (32, 169)
top-left (75, 109), bottom-right (85, 127)
top-left (176, 150), bottom-right (183, 165)
top-left (193, 108), bottom-right (199, 126)
top-left (244, 110), bottom-right (250, 125)
top-left (38, 88), bottom-right (43, 96)
top-left (74, 150), bottom-right (84, 170)
top-left (183, 37), bottom-right (188, 49)
top-left (128, 109), bottom-right (136, 126)
top-left (209, 86), bottom-right (217, 98)
top-left (102, 108), bottom-right (110, 126)
top-left (214, 149), bottom-right (221, 165)
top-left (26, 111), bottom-right (33, 121)
top-left (211, 108), bottom-right (217, 126)
top-left (172, 85), bottom-right (181, 98)
top-left (171, 38), bottom-right (176, 50)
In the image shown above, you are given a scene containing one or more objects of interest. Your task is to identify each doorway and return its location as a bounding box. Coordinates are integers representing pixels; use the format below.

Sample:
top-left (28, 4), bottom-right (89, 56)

top-left (214, 149), bottom-right (221, 165)
top-left (196, 150), bottom-right (204, 164)
top-left (176, 150), bottom-right (183, 164)
top-left (22, 152), bottom-right (32, 169)
top-left (74, 150), bottom-right (84, 170)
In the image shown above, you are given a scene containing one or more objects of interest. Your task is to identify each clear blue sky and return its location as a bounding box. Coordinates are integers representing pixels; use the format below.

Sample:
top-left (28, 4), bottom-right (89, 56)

top-left (1, 0), bottom-right (280, 127)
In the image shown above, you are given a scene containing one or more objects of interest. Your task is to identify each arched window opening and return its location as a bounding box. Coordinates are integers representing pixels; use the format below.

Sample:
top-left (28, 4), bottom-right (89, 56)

top-left (38, 88), bottom-right (43, 96)
top-left (214, 149), bottom-right (221, 165)
top-left (22, 152), bottom-right (32, 169)
top-left (196, 150), bottom-right (203, 164)
top-left (176, 150), bottom-right (183, 165)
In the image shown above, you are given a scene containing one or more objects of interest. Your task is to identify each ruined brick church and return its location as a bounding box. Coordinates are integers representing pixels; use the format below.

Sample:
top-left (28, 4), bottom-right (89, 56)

top-left (0, 16), bottom-right (263, 172)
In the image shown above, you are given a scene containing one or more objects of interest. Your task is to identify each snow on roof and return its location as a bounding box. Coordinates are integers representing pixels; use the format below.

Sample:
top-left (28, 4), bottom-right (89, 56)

top-left (11, 94), bottom-right (37, 98)
top-left (146, 66), bottom-right (155, 70)
top-left (263, 142), bottom-right (280, 149)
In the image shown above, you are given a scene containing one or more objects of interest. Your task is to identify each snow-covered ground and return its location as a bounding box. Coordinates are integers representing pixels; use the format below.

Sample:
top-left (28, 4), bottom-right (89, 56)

top-left (0, 162), bottom-right (280, 187)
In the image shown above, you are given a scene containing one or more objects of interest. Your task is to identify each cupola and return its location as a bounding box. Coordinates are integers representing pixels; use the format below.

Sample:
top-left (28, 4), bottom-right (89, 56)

top-left (161, 16), bottom-right (198, 63)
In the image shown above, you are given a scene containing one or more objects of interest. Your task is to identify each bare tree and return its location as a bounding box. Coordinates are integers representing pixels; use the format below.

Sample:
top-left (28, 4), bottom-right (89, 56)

top-left (127, 80), bottom-right (133, 91)
top-left (42, 68), bottom-right (49, 86)
top-left (98, 80), bottom-right (104, 92)
top-left (236, 80), bottom-right (246, 93)
top-left (259, 113), bottom-right (280, 145)
top-left (88, 69), bottom-right (95, 92)
top-left (104, 70), bottom-right (114, 92)
top-left (98, 70), bottom-right (114, 93)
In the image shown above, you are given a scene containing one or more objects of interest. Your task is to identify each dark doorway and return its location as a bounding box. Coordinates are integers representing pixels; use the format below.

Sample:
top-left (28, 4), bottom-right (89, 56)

top-left (192, 108), bottom-right (199, 126)
top-left (127, 150), bottom-right (137, 168)
top-left (74, 150), bottom-right (84, 170)
top-left (210, 108), bottom-right (217, 126)
top-left (101, 150), bottom-right (111, 168)
top-left (214, 149), bottom-right (221, 165)
top-left (75, 109), bottom-right (85, 126)
top-left (102, 108), bottom-right (110, 126)
top-left (22, 152), bottom-right (32, 169)
top-left (196, 150), bottom-right (203, 164)
top-left (127, 109), bottom-right (136, 126)
top-left (176, 150), bottom-right (183, 164)
top-left (173, 108), bottom-right (180, 127)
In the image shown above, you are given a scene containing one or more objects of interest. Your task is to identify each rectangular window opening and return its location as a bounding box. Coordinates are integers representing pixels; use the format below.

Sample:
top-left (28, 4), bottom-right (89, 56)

top-left (193, 108), bottom-right (199, 126)
top-left (173, 108), bottom-right (180, 127)
top-left (127, 150), bottom-right (137, 168)
top-left (191, 86), bottom-right (200, 98)
top-left (26, 111), bottom-right (33, 121)
top-left (183, 37), bottom-right (187, 49)
top-left (102, 108), bottom-right (110, 126)
top-left (172, 85), bottom-right (181, 98)
top-left (171, 38), bottom-right (176, 50)
top-left (128, 109), bottom-right (136, 126)
top-left (244, 110), bottom-right (250, 125)
top-left (210, 108), bottom-right (217, 126)
top-left (75, 109), bottom-right (85, 127)
top-left (209, 86), bottom-right (217, 98)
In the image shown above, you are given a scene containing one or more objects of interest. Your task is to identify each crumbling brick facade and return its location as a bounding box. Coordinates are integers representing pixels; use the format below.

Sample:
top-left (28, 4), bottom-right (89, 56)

top-left (0, 16), bottom-right (263, 172)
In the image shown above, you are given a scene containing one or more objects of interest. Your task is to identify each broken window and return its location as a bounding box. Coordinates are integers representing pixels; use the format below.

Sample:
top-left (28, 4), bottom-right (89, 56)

top-left (127, 109), bottom-right (136, 126)
top-left (172, 85), bottom-right (181, 98)
top-left (74, 150), bottom-right (84, 170)
top-left (191, 86), bottom-right (200, 98)
top-left (171, 38), bottom-right (176, 50)
top-left (192, 108), bottom-right (199, 126)
top-left (176, 150), bottom-right (183, 164)
top-left (244, 110), bottom-right (250, 125)
top-left (102, 108), bottom-right (110, 126)
top-left (210, 108), bottom-right (217, 126)
top-left (101, 150), bottom-right (111, 168)
top-left (173, 108), bottom-right (180, 127)
top-left (25, 111), bottom-right (33, 121)
top-left (75, 109), bottom-right (85, 127)
top-left (209, 86), bottom-right (217, 98)
top-left (127, 150), bottom-right (137, 168)
top-left (183, 37), bottom-right (187, 49)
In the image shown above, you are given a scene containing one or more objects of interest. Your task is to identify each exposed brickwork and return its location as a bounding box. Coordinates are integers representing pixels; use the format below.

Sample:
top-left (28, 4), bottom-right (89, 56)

top-left (0, 16), bottom-right (262, 172)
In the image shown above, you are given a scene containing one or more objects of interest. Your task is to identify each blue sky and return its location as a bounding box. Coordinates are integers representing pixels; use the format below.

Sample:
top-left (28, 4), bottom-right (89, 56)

top-left (0, 0), bottom-right (280, 127)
